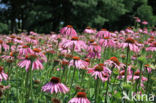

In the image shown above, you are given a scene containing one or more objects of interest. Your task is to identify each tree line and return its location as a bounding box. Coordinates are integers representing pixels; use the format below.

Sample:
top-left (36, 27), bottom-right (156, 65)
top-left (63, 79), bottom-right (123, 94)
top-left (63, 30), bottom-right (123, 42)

top-left (0, 0), bottom-right (156, 34)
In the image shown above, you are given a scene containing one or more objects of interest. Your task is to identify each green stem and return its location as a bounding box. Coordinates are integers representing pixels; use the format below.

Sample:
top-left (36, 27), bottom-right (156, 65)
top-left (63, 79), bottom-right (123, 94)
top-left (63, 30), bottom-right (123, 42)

top-left (124, 46), bottom-right (130, 82)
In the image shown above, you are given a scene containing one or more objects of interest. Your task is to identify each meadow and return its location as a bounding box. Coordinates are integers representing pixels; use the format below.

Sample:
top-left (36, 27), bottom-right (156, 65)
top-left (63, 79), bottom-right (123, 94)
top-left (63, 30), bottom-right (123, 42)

top-left (0, 18), bottom-right (155, 103)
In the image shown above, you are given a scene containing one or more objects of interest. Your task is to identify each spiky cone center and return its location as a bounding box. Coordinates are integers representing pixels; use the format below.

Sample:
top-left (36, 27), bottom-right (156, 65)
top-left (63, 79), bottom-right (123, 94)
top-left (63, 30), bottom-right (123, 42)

top-left (52, 98), bottom-right (60, 103)
top-left (10, 52), bottom-right (14, 57)
top-left (33, 48), bottom-right (41, 53)
top-left (89, 39), bottom-right (94, 43)
top-left (30, 36), bottom-right (36, 40)
top-left (0, 67), bottom-right (3, 73)
top-left (77, 92), bottom-right (87, 98)
top-left (104, 37), bottom-right (110, 39)
top-left (73, 56), bottom-right (80, 60)
top-left (101, 28), bottom-right (107, 31)
top-left (71, 36), bottom-right (79, 40)
top-left (148, 39), bottom-right (154, 43)
top-left (125, 38), bottom-right (135, 44)
top-left (0, 40), bottom-right (3, 44)
top-left (10, 35), bottom-right (16, 39)
top-left (110, 57), bottom-right (120, 65)
top-left (22, 45), bottom-right (29, 48)
top-left (66, 25), bottom-right (73, 28)
top-left (50, 77), bottom-right (60, 84)
top-left (65, 54), bottom-right (73, 59)
top-left (34, 80), bottom-right (40, 84)
top-left (127, 27), bottom-right (133, 30)
top-left (84, 58), bottom-right (90, 63)
top-left (102, 74), bottom-right (108, 78)
top-left (95, 65), bottom-right (103, 72)
top-left (152, 42), bottom-right (156, 47)
top-left (25, 54), bottom-right (37, 60)
top-left (98, 63), bottom-right (104, 66)
top-left (7, 60), bottom-right (13, 63)
top-left (144, 64), bottom-right (149, 68)
top-left (16, 37), bottom-right (21, 40)
top-left (46, 50), bottom-right (55, 54)
top-left (62, 61), bottom-right (69, 66)
top-left (86, 26), bottom-right (91, 29)
top-left (134, 71), bottom-right (140, 76)
top-left (120, 71), bottom-right (125, 76)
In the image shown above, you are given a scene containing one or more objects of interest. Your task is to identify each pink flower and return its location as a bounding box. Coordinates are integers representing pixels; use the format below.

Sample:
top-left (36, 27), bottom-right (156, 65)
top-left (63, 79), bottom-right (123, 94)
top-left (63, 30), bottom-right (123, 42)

top-left (120, 38), bottom-right (140, 52)
top-left (142, 21), bottom-right (148, 25)
top-left (144, 64), bottom-right (152, 73)
top-left (60, 25), bottom-right (77, 37)
top-left (99, 37), bottom-right (116, 48)
top-left (0, 40), bottom-right (9, 53)
top-left (146, 41), bottom-right (156, 52)
top-left (42, 77), bottom-right (69, 94)
top-left (88, 63), bottom-right (111, 82)
top-left (87, 43), bottom-right (101, 59)
top-left (134, 17), bottom-right (141, 23)
top-left (18, 48), bottom-right (46, 71)
top-left (104, 57), bottom-right (125, 70)
top-left (0, 67), bottom-right (8, 82)
top-left (68, 92), bottom-right (90, 103)
top-left (96, 29), bottom-right (111, 39)
top-left (83, 27), bottom-right (96, 34)
top-left (62, 37), bottom-right (87, 52)
top-left (18, 45), bottom-right (34, 56)
top-left (18, 59), bottom-right (31, 71)
top-left (70, 56), bottom-right (89, 69)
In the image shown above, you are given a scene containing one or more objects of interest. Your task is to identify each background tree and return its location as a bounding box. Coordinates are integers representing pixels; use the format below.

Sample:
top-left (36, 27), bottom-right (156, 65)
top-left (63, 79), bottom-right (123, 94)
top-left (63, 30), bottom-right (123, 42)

top-left (0, 0), bottom-right (155, 34)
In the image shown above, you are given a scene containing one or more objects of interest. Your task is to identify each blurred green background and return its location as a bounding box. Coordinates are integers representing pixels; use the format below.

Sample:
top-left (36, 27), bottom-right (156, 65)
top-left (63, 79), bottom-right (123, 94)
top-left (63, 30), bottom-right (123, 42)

top-left (0, 0), bottom-right (156, 33)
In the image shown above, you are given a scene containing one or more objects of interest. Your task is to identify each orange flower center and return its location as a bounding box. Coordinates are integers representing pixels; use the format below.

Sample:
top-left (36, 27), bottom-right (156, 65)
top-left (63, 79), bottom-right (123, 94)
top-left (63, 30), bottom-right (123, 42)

top-left (71, 37), bottom-right (79, 40)
top-left (16, 37), bottom-right (21, 40)
top-left (22, 45), bottom-right (29, 48)
top-left (62, 61), bottom-right (69, 65)
top-left (95, 65), bottom-right (103, 71)
top-left (0, 40), bottom-right (3, 44)
top-left (73, 56), bottom-right (80, 60)
top-left (144, 64), bottom-right (149, 68)
top-left (0, 67), bottom-right (3, 73)
top-left (33, 48), bottom-right (41, 53)
top-left (66, 25), bottom-right (73, 28)
top-left (152, 42), bottom-right (156, 47)
top-left (30, 37), bottom-right (36, 40)
top-left (120, 71), bottom-right (125, 76)
top-left (86, 26), bottom-right (91, 29)
top-left (125, 38), bottom-right (135, 44)
top-left (84, 58), bottom-right (90, 62)
top-left (110, 57), bottom-right (120, 65)
top-left (52, 98), bottom-right (60, 103)
top-left (50, 77), bottom-right (60, 84)
top-left (134, 71), bottom-right (140, 76)
top-left (89, 39), bottom-right (94, 43)
top-left (103, 74), bottom-right (108, 78)
top-left (77, 92), bottom-right (87, 98)
top-left (10, 35), bottom-right (16, 39)
top-left (10, 52), bottom-right (14, 56)
top-left (104, 37), bottom-right (110, 39)
top-left (101, 28), bottom-right (107, 31)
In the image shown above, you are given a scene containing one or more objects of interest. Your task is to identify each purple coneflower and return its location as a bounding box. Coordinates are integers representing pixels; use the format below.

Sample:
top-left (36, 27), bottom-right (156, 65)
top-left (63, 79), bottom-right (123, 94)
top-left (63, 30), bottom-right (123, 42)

top-left (68, 92), bottom-right (90, 103)
top-left (42, 77), bottom-right (69, 94)
top-left (60, 25), bottom-right (77, 37)
top-left (0, 67), bottom-right (8, 82)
